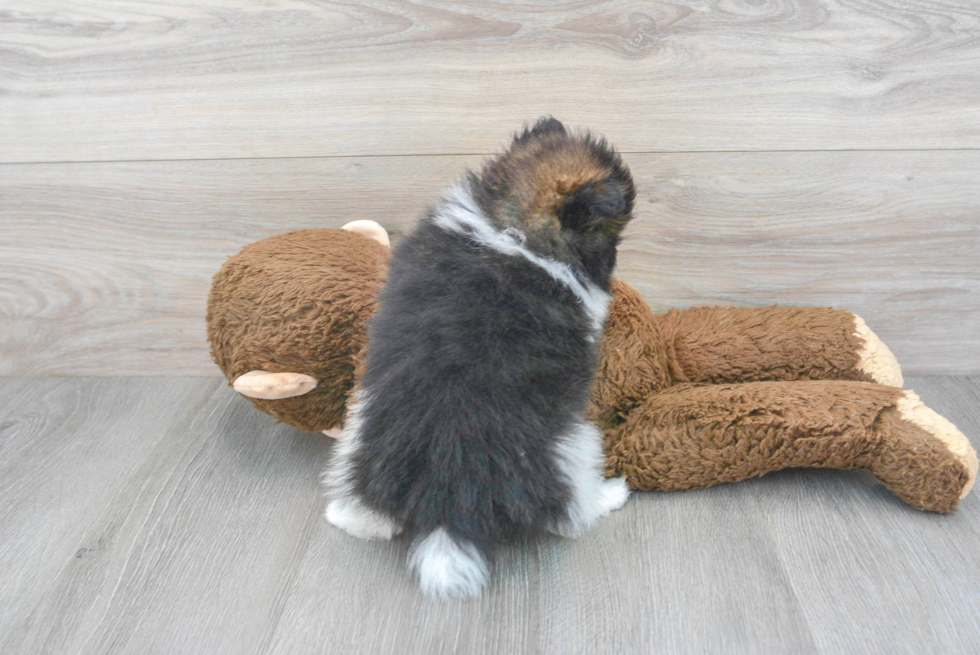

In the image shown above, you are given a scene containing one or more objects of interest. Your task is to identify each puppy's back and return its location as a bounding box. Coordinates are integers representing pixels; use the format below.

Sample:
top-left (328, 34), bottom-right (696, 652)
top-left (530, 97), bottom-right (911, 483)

top-left (343, 118), bottom-right (635, 598)
top-left (354, 214), bottom-right (594, 538)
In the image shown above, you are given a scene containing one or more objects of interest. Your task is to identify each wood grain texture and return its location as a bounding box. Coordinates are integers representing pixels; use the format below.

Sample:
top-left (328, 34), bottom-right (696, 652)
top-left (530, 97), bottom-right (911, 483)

top-left (0, 376), bottom-right (977, 654)
top-left (264, 480), bottom-right (818, 655)
top-left (2, 381), bottom-right (333, 655)
top-left (2, 0), bottom-right (980, 162)
top-left (2, 151), bottom-right (977, 375)
top-left (748, 375), bottom-right (980, 654)
top-left (0, 378), bottom-right (220, 641)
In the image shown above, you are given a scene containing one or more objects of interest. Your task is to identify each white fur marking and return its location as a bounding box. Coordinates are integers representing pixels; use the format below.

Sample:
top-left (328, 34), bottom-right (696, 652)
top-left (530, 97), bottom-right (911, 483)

top-left (409, 528), bottom-right (489, 600)
top-left (322, 390), bottom-right (370, 500)
top-left (325, 497), bottom-right (402, 540)
top-left (433, 183), bottom-right (611, 331)
top-left (503, 226), bottom-right (527, 244)
top-left (322, 390), bottom-right (404, 540)
top-left (550, 422), bottom-right (630, 537)
top-left (599, 476), bottom-right (630, 513)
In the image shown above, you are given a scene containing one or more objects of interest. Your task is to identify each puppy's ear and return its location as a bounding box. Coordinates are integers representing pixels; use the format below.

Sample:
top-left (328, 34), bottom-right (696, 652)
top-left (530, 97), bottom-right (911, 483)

top-left (558, 180), bottom-right (627, 232)
top-left (515, 116), bottom-right (566, 144)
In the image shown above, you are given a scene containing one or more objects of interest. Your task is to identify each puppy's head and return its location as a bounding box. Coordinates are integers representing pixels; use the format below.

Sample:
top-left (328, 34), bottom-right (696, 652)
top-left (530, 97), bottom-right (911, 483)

top-left (475, 117), bottom-right (635, 284)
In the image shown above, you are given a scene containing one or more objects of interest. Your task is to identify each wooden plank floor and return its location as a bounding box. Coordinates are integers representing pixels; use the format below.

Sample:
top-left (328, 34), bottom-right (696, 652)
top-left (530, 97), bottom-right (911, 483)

top-left (2, 3), bottom-right (979, 652)
top-left (2, 1), bottom-right (980, 378)
top-left (3, 1), bottom-right (980, 162)
top-left (1, 376), bottom-right (978, 654)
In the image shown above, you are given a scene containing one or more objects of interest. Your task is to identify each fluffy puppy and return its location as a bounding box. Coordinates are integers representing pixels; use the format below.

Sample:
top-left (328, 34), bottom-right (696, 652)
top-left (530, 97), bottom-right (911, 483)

top-left (324, 118), bottom-right (635, 599)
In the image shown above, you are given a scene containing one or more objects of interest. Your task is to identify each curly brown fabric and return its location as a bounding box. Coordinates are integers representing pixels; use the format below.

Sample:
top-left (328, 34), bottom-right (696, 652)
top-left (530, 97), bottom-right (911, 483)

top-left (207, 229), bottom-right (388, 432)
top-left (601, 380), bottom-right (969, 513)
top-left (206, 228), bottom-right (977, 512)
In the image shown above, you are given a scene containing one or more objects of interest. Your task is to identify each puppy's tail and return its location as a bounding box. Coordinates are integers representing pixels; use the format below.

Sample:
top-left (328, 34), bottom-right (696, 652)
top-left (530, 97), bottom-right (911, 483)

top-left (408, 528), bottom-right (489, 600)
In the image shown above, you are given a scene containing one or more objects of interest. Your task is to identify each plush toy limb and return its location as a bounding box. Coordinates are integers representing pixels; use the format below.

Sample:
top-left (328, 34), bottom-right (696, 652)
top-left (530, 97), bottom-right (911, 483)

top-left (591, 281), bottom-right (903, 431)
top-left (323, 427), bottom-right (343, 438)
top-left (889, 391), bottom-right (978, 501)
top-left (651, 305), bottom-right (902, 387)
top-left (602, 380), bottom-right (976, 513)
top-left (233, 370), bottom-right (318, 399)
top-left (852, 315), bottom-right (903, 387)
top-left (342, 220), bottom-right (390, 247)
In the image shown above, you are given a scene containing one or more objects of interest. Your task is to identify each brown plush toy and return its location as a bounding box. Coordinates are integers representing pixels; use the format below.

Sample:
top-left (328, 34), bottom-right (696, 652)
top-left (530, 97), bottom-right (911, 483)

top-left (207, 222), bottom-right (977, 513)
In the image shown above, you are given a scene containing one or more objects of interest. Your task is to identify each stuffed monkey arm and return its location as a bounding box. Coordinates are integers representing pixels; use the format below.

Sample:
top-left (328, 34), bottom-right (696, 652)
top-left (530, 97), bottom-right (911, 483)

top-left (598, 379), bottom-right (977, 513)
top-left (591, 280), bottom-right (903, 430)
top-left (651, 305), bottom-right (902, 387)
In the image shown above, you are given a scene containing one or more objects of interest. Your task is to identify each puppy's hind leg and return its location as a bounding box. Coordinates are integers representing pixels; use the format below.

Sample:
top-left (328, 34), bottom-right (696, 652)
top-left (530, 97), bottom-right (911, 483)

top-left (322, 393), bottom-right (403, 541)
top-left (549, 422), bottom-right (630, 538)
top-left (324, 495), bottom-right (403, 541)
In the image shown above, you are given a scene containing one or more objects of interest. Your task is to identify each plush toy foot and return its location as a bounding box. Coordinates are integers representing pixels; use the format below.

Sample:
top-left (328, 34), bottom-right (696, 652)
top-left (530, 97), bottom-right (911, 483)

top-left (233, 370), bottom-right (318, 399)
top-left (853, 315), bottom-right (903, 387)
top-left (604, 380), bottom-right (977, 513)
top-left (867, 390), bottom-right (978, 511)
top-left (342, 220), bottom-right (390, 247)
top-left (322, 427), bottom-right (343, 439)
top-left (326, 497), bottom-right (403, 540)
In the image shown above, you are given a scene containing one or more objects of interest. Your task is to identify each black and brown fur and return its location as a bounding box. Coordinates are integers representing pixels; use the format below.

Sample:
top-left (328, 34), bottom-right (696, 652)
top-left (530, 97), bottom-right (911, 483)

top-left (326, 118), bottom-right (636, 598)
top-left (471, 117), bottom-right (636, 290)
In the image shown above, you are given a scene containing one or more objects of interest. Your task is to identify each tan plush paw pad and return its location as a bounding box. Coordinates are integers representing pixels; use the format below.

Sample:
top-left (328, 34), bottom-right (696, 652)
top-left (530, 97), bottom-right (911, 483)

top-left (853, 315), bottom-right (903, 387)
top-left (898, 390), bottom-right (978, 499)
top-left (342, 220), bottom-right (390, 247)
top-left (233, 370), bottom-right (318, 399)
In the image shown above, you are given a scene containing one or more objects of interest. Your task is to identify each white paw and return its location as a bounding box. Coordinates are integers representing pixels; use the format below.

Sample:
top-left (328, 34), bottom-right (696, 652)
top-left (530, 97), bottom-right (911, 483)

top-left (599, 477), bottom-right (630, 514)
top-left (325, 499), bottom-right (403, 540)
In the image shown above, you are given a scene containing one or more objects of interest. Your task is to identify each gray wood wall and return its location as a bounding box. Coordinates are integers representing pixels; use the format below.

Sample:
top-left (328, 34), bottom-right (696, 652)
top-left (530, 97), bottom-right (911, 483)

top-left (2, 0), bottom-right (978, 376)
